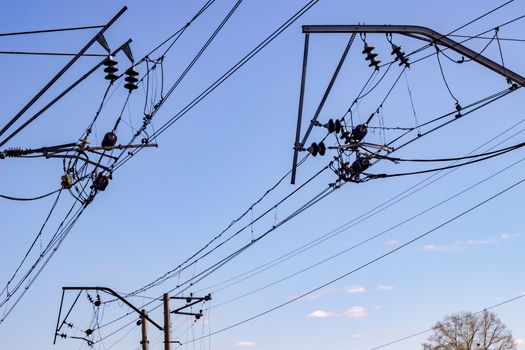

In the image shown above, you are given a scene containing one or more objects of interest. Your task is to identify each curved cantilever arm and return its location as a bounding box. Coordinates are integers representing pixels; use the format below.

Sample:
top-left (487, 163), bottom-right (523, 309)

top-left (302, 24), bottom-right (525, 87)
top-left (62, 287), bottom-right (163, 330)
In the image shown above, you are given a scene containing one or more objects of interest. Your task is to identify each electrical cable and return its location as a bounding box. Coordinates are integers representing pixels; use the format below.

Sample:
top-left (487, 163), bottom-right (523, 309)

top-left (186, 173), bottom-right (525, 343)
top-left (0, 25), bottom-right (104, 37)
top-left (110, 0), bottom-right (322, 173)
top-left (210, 153), bottom-right (525, 309)
top-left (0, 187), bottom-right (62, 201)
top-left (0, 51), bottom-right (106, 57)
top-left (370, 292), bottom-right (525, 350)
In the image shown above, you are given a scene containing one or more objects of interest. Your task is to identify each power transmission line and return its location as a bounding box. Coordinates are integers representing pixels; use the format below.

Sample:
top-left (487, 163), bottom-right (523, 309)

top-left (186, 173), bottom-right (525, 343)
top-left (369, 293), bottom-right (525, 350)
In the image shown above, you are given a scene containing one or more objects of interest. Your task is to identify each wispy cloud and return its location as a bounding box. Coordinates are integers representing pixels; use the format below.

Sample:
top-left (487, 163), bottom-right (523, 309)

top-left (345, 306), bottom-right (368, 318)
top-left (515, 339), bottom-right (524, 346)
top-left (235, 341), bottom-right (256, 347)
top-left (385, 240), bottom-right (399, 246)
top-left (307, 310), bottom-right (335, 318)
top-left (352, 333), bottom-right (365, 338)
top-left (345, 285), bottom-right (366, 294)
top-left (421, 233), bottom-right (521, 253)
top-left (305, 288), bottom-right (338, 300)
top-left (376, 285), bottom-right (395, 291)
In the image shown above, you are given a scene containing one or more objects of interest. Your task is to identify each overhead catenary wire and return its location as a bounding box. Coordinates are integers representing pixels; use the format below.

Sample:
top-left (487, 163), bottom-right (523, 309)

top-left (369, 293), bottom-right (525, 350)
top-left (186, 173), bottom-right (525, 343)
top-left (193, 117), bottom-right (525, 296)
top-left (96, 81), bottom-right (518, 339)
top-left (92, 115), bottom-right (525, 342)
top-left (26, 0), bottom-right (520, 342)
top-left (210, 153), bottom-right (525, 309)
top-left (0, 0), bottom-right (225, 325)
top-left (0, 25), bottom-right (104, 37)
top-left (110, 0), bottom-right (322, 173)
top-left (92, 39), bottom-right (522, 341)
top-left (0, 187), bottom-right (62, 201)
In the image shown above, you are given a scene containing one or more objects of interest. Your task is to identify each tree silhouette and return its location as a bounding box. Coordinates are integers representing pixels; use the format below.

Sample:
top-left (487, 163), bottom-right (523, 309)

top-left (423, 310), bottom-right (516, 350)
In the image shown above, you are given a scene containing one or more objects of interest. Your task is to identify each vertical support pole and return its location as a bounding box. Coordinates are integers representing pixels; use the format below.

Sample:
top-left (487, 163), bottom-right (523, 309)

top-left (291, 32), bottom-right (310, 185)
top-left (53, 289), bottom-right (66, 344)
top-left (163, 293), bottom-right (171, 350)
top-left (141, 309), bottom-right (149, 350)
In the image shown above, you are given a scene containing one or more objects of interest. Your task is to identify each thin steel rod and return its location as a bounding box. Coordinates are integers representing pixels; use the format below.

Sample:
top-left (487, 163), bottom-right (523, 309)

top-left (53, 290), bottom-right (66, 344)
top-left (0, 6), bottom-right (127, 139)
top-left (290, 33), bottom-right (310, 185)
top-left (300, 33), bottom-right (356, 147)
top-left (302, 24), bottom-right (525, 87)
top-left (62, 287), bottom-right (163, 330)
top-left (0, 25), bottom-right (104, 37)
top-left (0, 39), bottom-right (132, 148)
top-left (0, 51), bottom-right (106, 57)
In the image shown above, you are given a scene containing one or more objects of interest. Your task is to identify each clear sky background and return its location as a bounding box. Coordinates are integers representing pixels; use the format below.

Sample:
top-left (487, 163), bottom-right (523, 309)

top-left (1, 1), bottom-right (524, 349)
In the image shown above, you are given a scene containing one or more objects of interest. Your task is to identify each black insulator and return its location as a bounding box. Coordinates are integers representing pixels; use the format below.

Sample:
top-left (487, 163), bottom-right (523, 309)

top-left (85, 329), bottom-right (93, 336)
top-left (362, 43), bottom-right (380, 70)
top-left (125, 67), bottom-right (139, 76)
top-left (368, 58), bottom-right (381, 70)
top-left (124, 83), bottom-right (139, 91)
top-left (351, 157), bottom-right (370, 174)
top-left (334, 119), bottom-right (342, 134)
top-left (105, 73), bottom-right (118, 81)
top-left (391, 43), bottom-right (410, 68)
top-left (136, 320), bottom-right (142, 326)
top-left (101, 131), bottom-right (118, 148)
top-left (362, 43), bottom-right (375, 54)
top-left (125, 75), bottom-right (139, 83)
top-left (93, 174), bottom-right (109, 191)
top-left (104, 66), bottom-right (118, 73)
top-left (324, 119), bottom-right (342, 134)
top-left (103, 55), bottom-right (117, 67)
top-left (365, 52), bottom-right (378, 61)
top-left (324, 119), bottom-right (336, 133)
top-left (391, 44), bottom-right (402, 55)
top-left (318, 141), bottom-right (326, 156)
top-left (350, 124), bottom-right (368, 142)
top-left (94, 300), bottom-right (101, 307)
top-left (307, 141), bottom-right (326, 157)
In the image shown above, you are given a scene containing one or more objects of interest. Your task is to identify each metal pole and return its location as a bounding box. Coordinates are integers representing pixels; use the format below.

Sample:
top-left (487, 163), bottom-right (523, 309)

top-left (0, 6), bottom-right (127, 139)
top-left (301, 24), bottom-right (525, 87)
top-left (163, 293), bottom-right (171, 350)
top-left (0, 39), bottom-right (132, 148)
top-left (290, 33), bottom-right (310, 185)
top-left (141, 309), bottom-right (149, 350)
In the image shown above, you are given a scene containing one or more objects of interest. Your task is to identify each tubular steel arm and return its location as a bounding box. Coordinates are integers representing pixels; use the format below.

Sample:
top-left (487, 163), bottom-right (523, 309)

top-left (61, 287), bottom-right (163, 330)
top-left (302, 24), bottom-right (525, 87)
top-left (290, 23), bottom-right (525, 184)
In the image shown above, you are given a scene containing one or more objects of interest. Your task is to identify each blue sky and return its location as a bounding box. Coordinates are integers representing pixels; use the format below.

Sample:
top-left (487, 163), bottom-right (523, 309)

top-left (1, 1), bottom-right (524, 349)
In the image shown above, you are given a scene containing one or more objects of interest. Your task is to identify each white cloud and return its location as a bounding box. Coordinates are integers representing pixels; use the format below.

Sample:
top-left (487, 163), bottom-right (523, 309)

top-left (345, 285), bottom-right (366, 294)
top-left (421, 244), bottom-right (459, 252)
top-left (464, 239), bottom-right (497, 245)
top-left (386, 240), bottom-right (399, 246)
top-left (235, 341), bottom-right (256, 347)
top-left (421, 235), bottom-right (516, 253)
top-left (345, 306), bottom-right (368, 318)
top-left (307, 310), bottom-right (334, 318)
top-left (376, 285), bottom-right (395, 291)
top-left (352, 333), bottom-right (365, 339)
top-left (306, 288), bottom-right (337, 300)
top-left (515, 339), bottom-right (525, 346)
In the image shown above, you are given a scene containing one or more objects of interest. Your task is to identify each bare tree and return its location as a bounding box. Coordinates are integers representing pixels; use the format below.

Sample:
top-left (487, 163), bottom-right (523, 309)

top-left (423, 310), bottom-right (516, 350)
